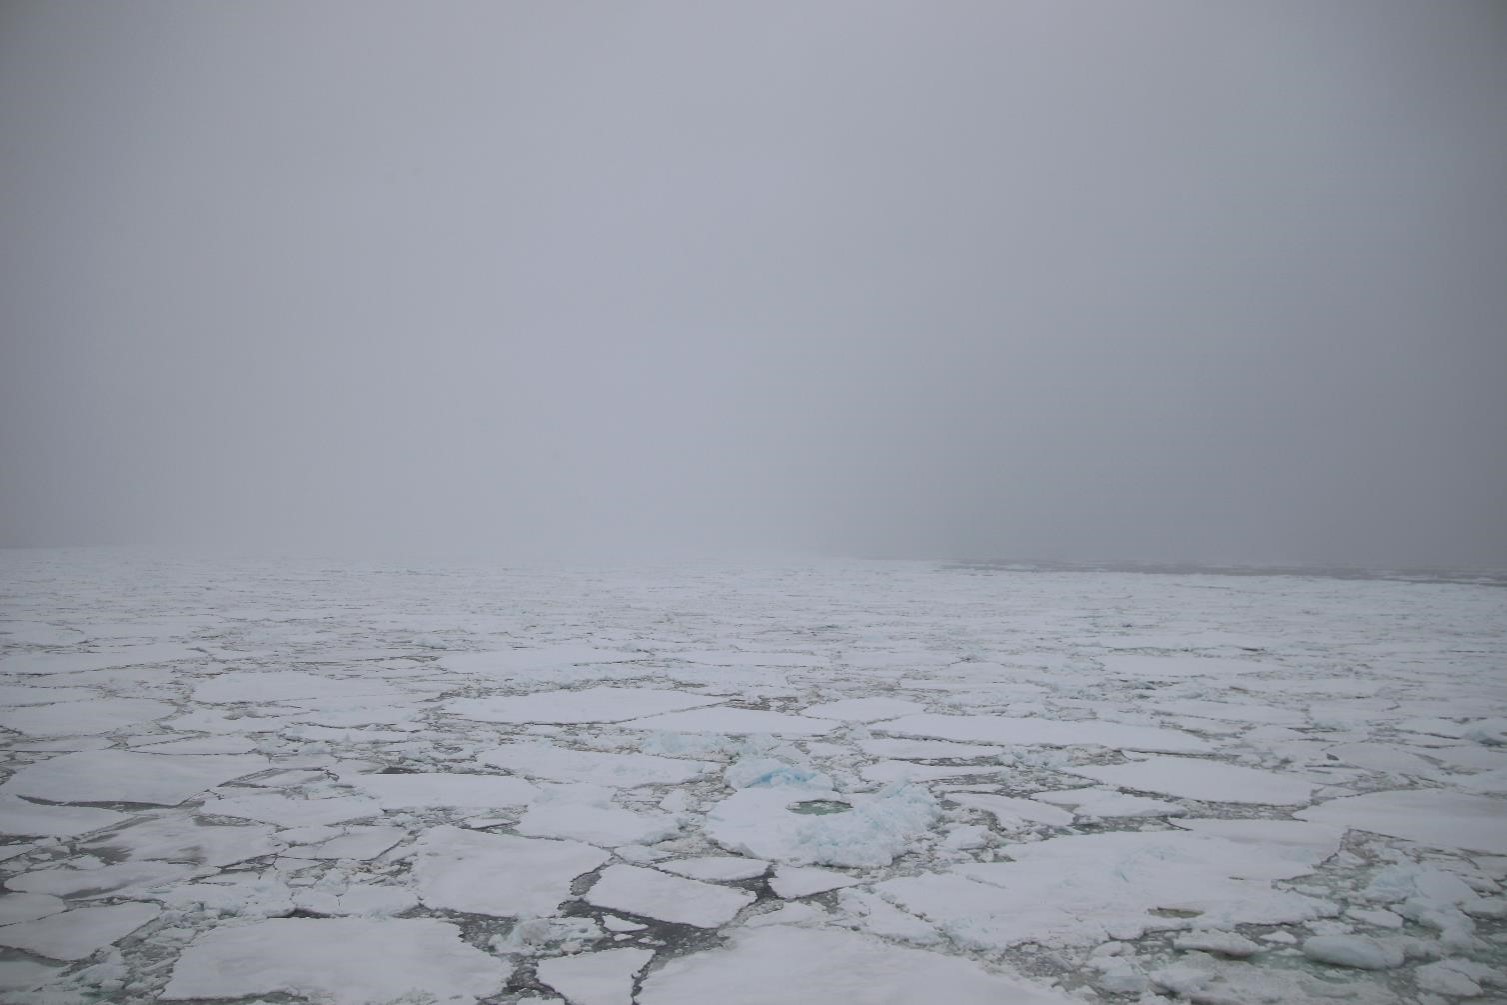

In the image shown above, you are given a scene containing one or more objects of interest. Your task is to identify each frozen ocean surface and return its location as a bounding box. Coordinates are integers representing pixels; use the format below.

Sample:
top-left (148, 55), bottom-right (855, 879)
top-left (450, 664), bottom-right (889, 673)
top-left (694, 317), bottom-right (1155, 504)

top-left (0, 549), bottom-right (1504, 1003)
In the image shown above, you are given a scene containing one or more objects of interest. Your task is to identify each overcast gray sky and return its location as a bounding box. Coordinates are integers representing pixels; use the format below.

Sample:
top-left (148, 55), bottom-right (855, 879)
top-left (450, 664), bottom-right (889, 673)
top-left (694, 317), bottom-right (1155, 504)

top-left (2, 1), bottom-right (1504, 566)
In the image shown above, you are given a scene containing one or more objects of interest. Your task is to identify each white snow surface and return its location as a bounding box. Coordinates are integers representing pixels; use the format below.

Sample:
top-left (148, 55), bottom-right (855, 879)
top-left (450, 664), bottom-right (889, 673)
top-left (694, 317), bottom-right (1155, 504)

top-left (1, 551), bottom-right (1503, 1005)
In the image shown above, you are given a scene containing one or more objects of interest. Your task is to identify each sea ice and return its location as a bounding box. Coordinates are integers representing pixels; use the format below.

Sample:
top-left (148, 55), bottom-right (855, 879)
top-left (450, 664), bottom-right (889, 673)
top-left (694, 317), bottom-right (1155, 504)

top-left (517, 786), bottom-right (682, 846)
top-left (1, 645), bottom-right (200, 676)
top-left (802, 697), bottom-right (926, 721)
top-left (82, 816), bottom-right (279, 867)
top-left (0, 685), bottom-right (97, 706)
top-left (706, 784), bottom-right (938, 867)
top-left (1, 750), bottom-right (269, 806)
top-left (584, 864), bottom-right (754, 928)
top-left (0, 793), bottom-right (127, 837)
top-left (200, 792), bottom-right (383, 828)
top-left (161, 917), bottom-right (510, 1004)
top-left (1068, 755), bottom-right (1315, 805)
top-left (623, 707), bottom-right (837, 736)
top-left (946, 792), bottom-right (1073, 829)
top-left (410, 825), bottom-right (608, 917)
top-left (536, 947), bottom-right (653, 1005)
top-left (282, 826), bottom-right (405, 860)
top-left (1296, 788), bottom-right (1507, 854)
top-left (876, 827), bottom-right (1339, 949)
top-left (0, 697), bottom-right (175, 736)
top-left (0, 902), bottom-right (160, 960)
top-left (340, 771), bottom-right (537, 810)
top-left (876, 713), bottom-right (1211, 753)
top-left (0, 894), bottom-right (65, 926)
top-left (477, 741), bottom-right (713, 787)
top-left (637, 925), bottom-right (1075, 1004)
top-left (7, 861), bottom-right (195, 899)
top-left (446, 686), bottom-right (721, 724)
top-left (657, 856), bottom-right (769, 881)
top-left (1301, 934), bottom-right (1404, 970)
top-left (1032, 787), bottom-right (1184, 818)
top-left (191, 670), bottom-right (401, 704)
top-left (768, 865), bottom-right (860, 898)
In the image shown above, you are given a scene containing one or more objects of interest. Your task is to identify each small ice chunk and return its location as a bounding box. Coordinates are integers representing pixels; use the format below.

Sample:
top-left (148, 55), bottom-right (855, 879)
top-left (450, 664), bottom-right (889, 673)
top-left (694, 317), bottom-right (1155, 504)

top-left (1301, 934), bottom-right (1404, 970)
top-left (0, 903), bottom-right (160, 960)
top-left (161, 917), bottom-right (509, 1004)
top-left (1174, 930), bottom-right (1263, 957)
top-left (601, 914), bottom-right (646, 932)
top-left (585, 865), bottom-right (754, 928)
top-left (536, 947), bottom-right (653, 1005)
top-left (1414, 958), bottom-right (1497, 997)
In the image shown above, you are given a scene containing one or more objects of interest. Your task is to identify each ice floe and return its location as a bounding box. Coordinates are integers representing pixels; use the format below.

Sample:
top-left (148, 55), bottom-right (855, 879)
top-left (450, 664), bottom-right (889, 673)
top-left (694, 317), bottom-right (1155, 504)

top-left (536, 947), bottom-right (653, 1005)
top-left (1, 750), bottom-right (269, 805)
top-left (477, 740), bottom-right (713, 787)
top-left (340, 771), bottom-right (537, 810)
top-left (707, 783), bottom-right (938, 867)
top-left (1297, 788), bottom-right (1507, 853)
top-left (876, 713), bottom-right (1212, 753)
top-left (625, 707), bottom-right (837, 736)
top-left (410, 825), bottom-right (608, 916)
top-left (1068, 755), bottom-right (1316, 805)
top-left (447, 686), bottom-right (721, 724)
top-left (161, 917), bottom-right (509, 1004)
top-left (584, 864), bottom-right (754, 927)
top-left (638, 926), bottom-right (1076, 1004)
top-left (0, 903), bottom-right (159, 960)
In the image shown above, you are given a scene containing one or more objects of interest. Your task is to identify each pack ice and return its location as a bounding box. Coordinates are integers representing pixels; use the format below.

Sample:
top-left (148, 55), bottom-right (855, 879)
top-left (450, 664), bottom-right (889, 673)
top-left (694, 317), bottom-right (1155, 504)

top-left (1, 550), bottom-right (1503, 1005)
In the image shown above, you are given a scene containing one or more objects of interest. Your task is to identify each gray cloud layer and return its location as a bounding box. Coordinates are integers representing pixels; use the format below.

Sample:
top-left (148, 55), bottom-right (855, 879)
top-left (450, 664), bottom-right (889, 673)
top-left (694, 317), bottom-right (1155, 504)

top-left (3, 2), bottom-right (1504, 565)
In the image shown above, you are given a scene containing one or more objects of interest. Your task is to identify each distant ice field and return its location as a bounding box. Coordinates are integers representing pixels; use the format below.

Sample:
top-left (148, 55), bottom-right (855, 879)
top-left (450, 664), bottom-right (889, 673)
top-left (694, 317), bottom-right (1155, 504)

top-left (0, 550), bottom-right (1504, 1004)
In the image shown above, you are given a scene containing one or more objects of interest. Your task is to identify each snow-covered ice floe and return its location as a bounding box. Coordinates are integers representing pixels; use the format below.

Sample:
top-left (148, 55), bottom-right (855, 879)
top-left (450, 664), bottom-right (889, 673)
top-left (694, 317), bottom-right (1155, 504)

top-left (0, 551), bottom-right (1503, 1005)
